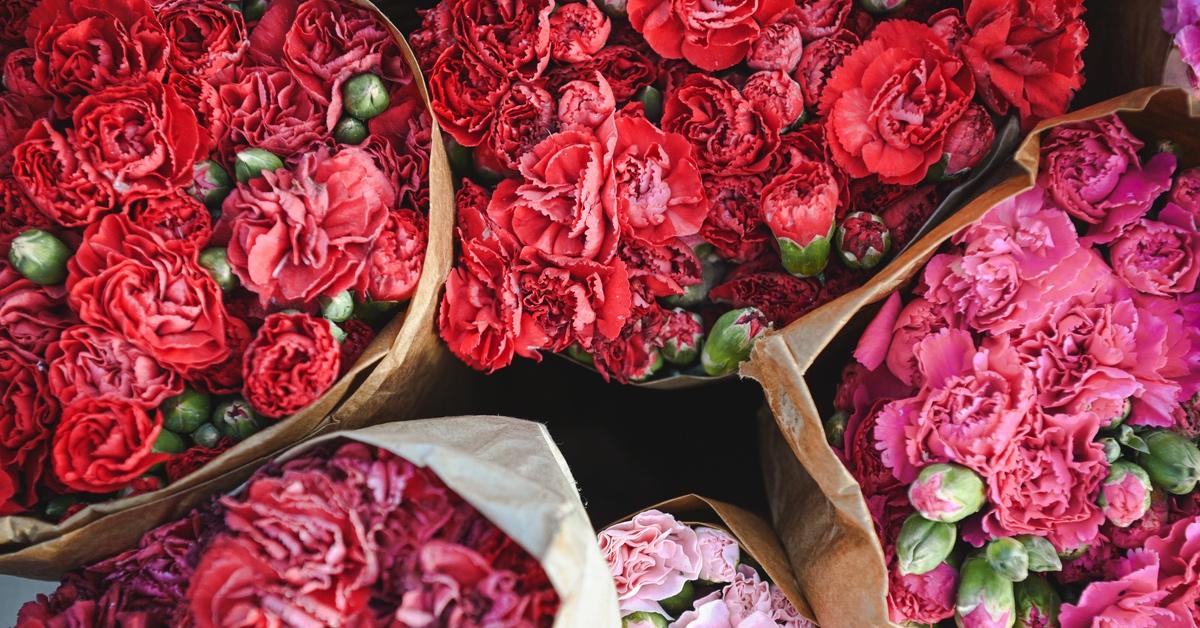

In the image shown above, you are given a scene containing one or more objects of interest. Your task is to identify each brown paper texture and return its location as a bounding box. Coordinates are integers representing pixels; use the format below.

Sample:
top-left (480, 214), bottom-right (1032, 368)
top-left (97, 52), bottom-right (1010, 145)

top-left (743, 87), bottom-right (1199, 628)
top-left (276, 416), bottom-right (622, 628)
top-left (615, 494), bottom-right (817, 623)
top-left (0, 1), bottom-right (457, 577)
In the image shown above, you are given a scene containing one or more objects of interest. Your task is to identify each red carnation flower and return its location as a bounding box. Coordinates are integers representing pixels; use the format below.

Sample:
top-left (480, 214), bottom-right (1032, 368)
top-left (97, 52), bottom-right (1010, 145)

top-left (0, 177), bottom-right (51, 256)
top-left (618, 236), bottom-right (702, 299)
top-left (0, 260), bottom-right (75, 355)
top-left (663, 74), bottom-right (779, 174)
top-left (710, 269), bottom-right (822, 327)
top-left (157, 0), bottom-right (247, 77)
top-left (550, 1), bottom-right (611, 63)
top-left (127, 192), bottom-right (213, 252)
top-left (280, 0), bottom-right (392, 99)
top-left (438, 238), bottom-right (530, 373)
top-left (0, 339), bottom-right (55, 514)
top-left (479, 82), bottom-right (557, 175)
top-left (612, 112), bottom-right (708, 244)
top-left (52, 397), bottom-right (168, 494)
top-left (11, 119), bottom-right (118, 228)
top-left (544, 45), bottom-right (658, 102)
top-left (429, 45), bottom-right (511, 148)
top-left (47, 324), bottom-right (181, 410)
top-left (793, 0), bottom-right (852, 39)
top-left (792, 29), bottom-right (860, 112)
top-left (243, 312), bottom-right (341, 419)
top-left (358, 209), bottom-right (428, 303)
top-left (451, 0), bottom-right (554, 81)
top-left (512, 248), bottom-right (633, 352)
top-left (216, 65), bottom-right (326, 163)
top-left (627, 0), bottom-right (792, 71)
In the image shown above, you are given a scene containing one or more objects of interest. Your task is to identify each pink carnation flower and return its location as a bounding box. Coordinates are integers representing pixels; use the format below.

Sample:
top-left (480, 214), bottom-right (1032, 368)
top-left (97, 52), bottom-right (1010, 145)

top-left (1060, 548), bottom-right (1194, 627)
top-left (673, 565), bottom-right (814, 628)
top-left (599, 509), bottom-right (702, 615)
top-left (696, 527), bottom-right (740, 584)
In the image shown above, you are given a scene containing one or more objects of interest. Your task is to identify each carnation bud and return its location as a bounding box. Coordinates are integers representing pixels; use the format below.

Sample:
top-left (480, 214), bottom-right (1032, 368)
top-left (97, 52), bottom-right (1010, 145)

top-left (327, 319), bottom-right (348, 343)
top-left (956, 555), bottom-right (1016, 628)
top-left (658, 580), bottom-right (695, 617)
top-left (333, 116), bottom-right (369, 145)
top-left (897, 514), bottom-right (956, 576)
top-left (343, 73), bottom-right (390, 120)
top-left (153, 429), bottom-right (187, 454)
top-left (1014, 574), bottom-right (1060, 628)
top-left (189, 160), bottom-right (233, 212)
top-left (778, 229), bottom-right (833, 278)
top-left (929, 104), bottom-right (995, 180)
top-left (162, 387), bottom-right (213, 434)
top-left (1103, 399), bottom-right (1133, 430)
top-left (701, 307), bottom-right (770, 376)
top-left (1015, 535), bottom-right (1061, 573)
top-left (858, 0), bottom-right (906, 13)
top-left (44, 494), bottom-right (82, 520)
top-left (661, 310), bottom-right (704, 366)
top-left (320, 290), bottom-right (355, 323)
top-left (241, 0), bottom-right (267, 21)
top-left (630, 349), bottom-right (665, 382)
top-left (1118, 424), bottom-right (1150, 454)
top-left (235, 148), bottom-right (284, 182)
top-left (985, 537), bottom-right (1029, 582)
top-left (824, 410), bottom-right (849, 449)
top-left (198, 247), bottom-right (239, 292)
top-left (353, 298), bottom-right (402, 326)
top-left (8, 229), bottom-right (70, 285)
top-left (1099, 461), bottom-right (1154, 527)
top-left (636, 86), bottom-right (664, 125)
top-left (835, 212), bottom-right (891, 270)
top-left (1138, 430), bottom-right (1200, 494)
top-left (622, 612), bottom-right (668, 628)
top-left (564, 343), bottom-right (594, 366)
top-left (1099, 437), bottom-right (1121, 463)
top-left (191, 423), bottom-right (222, 449)
top-left (908, 463), bottom-right (986, 523)
top-left (213, 399), bottom-right (264, 441)
top-left (661, 244), bottom-right (724, 308)
top-left (599, 0), bottom-right (628, 18)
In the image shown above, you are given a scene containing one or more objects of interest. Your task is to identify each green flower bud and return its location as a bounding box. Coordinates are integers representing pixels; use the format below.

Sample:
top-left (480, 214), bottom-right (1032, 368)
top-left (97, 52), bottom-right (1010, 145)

top-left (235, 148), bottom-right (284, 183)
top-left (1099, 461), bottom-right (1153, 527)
top-left (1099, 437), bottom-right (1121, 464)
top-left (1015, 535), bottom-right (1061, 573)
top-left (658, 580), bottom-right (695, 617)
top-left (956, 555), bottom-right (1016, 628)
top-left (1014, 574), bottom-right (1060, 628)
top-left (636, 86), bottom-right (663, 125)
top-left (153, 429), bottom-right (187, 454)
top-left (824, 410), bottom-right (849, 449)
top-left (564, 343), bottom-right (594, 366)
top-left (320, 290), bottom-right (355, 322)
top-left (661, 244), bottom-right (724, 308)
top-left (353, 298), bottom-right (402, 326)
top-left (985, 537), bottom-right (1029, 582)
top-left (701, 307), bottom-right (770, 376)
top-left (599, 0), bottom-right (628, 18)
top-left (241, 0), bottom-right (267, 21)
top-left (213, 399), bottom-right (264, 441)
top-left (191, 423), bottom-right (222, 449)
top-left (630, 349), bottom-right (665, 382)
top-left (343, 73), bottom-right (390, 120)
top-left (622, 612), bottom-right (668, 628)
top-left (333, 115), bottom-right (370, 145)
top-left (189, 159), bottom-right (233, 212)
top-left (8, 229), bottom-right (70, 285)
top-left (777, 229), bottom-right (833, 278)
top-left (858, 0), bottom-right (907, 13)
top-left (907, 463), bottom-right (986, 523)
top-left (661, 310), bottom-right (704, 366)
top-left (897, 514), bottom-right (957, 576)
top-left (836, 212), bottom-right (892, 270)
top-left (1118, 424), bottom-right (1150, 454)
top-left (198, 247), bottom-right (239, 292)
top-left (162, 387), bottom-right (212, 434)
top-left (1138, 430), bottom-right (1200, 494)
top-left (327, 319), bottom-right (348, 343)
top-left (44, 495), bottom-right (82, 519)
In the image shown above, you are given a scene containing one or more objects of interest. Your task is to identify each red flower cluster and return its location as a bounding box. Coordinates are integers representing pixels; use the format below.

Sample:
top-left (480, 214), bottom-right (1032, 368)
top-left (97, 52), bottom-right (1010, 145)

top-left (0, 0), bottom-right (428, 516)
top-left (17, 441), bottom-right (560, 627)
top-left (424, 0), bottom-right (1088, 382)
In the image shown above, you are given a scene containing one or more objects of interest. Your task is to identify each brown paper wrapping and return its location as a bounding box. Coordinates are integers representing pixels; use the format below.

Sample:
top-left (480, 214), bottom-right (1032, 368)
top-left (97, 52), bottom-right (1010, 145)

top-left (0, 1), bottom-right (457, 578)
top-left (743, 88), bottom-right (1199, 628)
top-left (614, 495), bottom-right (817, 624)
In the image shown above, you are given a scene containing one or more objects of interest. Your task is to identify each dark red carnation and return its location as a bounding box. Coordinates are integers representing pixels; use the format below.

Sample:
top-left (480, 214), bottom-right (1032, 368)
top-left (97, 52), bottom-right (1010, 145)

top-left (157, 0), bottom-right (247, 77)
top-left (700, 174), bottom-right (771, 262)
top-left (0, 260), bottom-right (74, 355)
top-left (845, 400), bottom-right (905, 496)
top-left (127, 192), bottom-right (213, 252)
top-left (26, 0), bottom-right (169, 117)
top-left (590, 309), bottom-right (666, 383)
top-left (52, 397), bottom-right (168, 494)
top-left (452, 0), bottom-right (554, 81)
top-left (429, 45), bottom-right (511, 148)
top-left (619, 236), bottom-right (702, 300)
top-left (165, 440), bottom-right (233, 483)
top-left (67, 213), bottom-right (232, 372)
top-left (217, 65), bottom-right (326, 163)
top-left (243, 312), bottom-right (341, 419)
top-left (545, 45), bottom-right (658, 102)
top-left (742, 69), bottom-right (807, 131)
top-left (358, 209), bottom-right (428, 303)
top-left (663, 73), bottom-right (779, 174)
top-left (409, 2), bottom-right (454, 73)
top-left (366, 92), bottom-right (432, 210)
top-left (821, 21), bottom-right (975, 185)
top-left (438, 237), bottom-right (530, 373)
top-left (710, 269), bottom-right (822, 327)
top-left (11, 119), bottom-right (118, 228)
top-left (455, 178), bottom-right (498, 245)
top-left (2, 48), bottom-right (51, 111)
top-left (792, 29), bottom-right (860, 112)
top-left (183, 316), bottom-right (252, 396)
top-left (338, 319), bottom-right (376, 377)
top-left (0, 93), bottom-right (35, 175)
top-left (512, 248), bottom-right (632, 352)
top-left (879, 185), bottom-right (937, 250)
top-left (0, 0), bottom-right (35, 50)
top-left (479, 82), bottom-right (557, 175)
top-left (0, 339), bottom-right (55, 514)
top-left (0, 177), bottom-right (50, 256)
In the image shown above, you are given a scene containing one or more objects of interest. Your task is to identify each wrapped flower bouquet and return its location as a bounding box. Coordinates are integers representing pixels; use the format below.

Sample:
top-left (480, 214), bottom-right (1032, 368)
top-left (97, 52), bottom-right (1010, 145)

top-left (421, 0), bottom-right (1090, 384)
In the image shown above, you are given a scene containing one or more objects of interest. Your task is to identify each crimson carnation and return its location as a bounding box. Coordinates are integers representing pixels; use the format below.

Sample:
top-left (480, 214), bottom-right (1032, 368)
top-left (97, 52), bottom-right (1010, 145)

top-left (701, 174), bottom-right (771, 263)
top-left (820, 20), bottom-right (975, 185)
top-left (0, 339), bottom-right (55, 514)
top-left (358, 209), bottom-right (428, 303)
top-left (710, 269), bottom-right (822, 328)
top-left (613, 112), bottom-right (708, 244)
top-left (663, 74), bottom-right (779, 174)
top-left (279, 0), bottom-right (393, 100)
top-left (618, 236), bottom-right (702, 299)
top-left (480, 82), bottom-right (557, 174)
top-left (451, 0), bottom-right (554, 81)
top-left (512, 249), bottom-right (633, 353)
top-left (220, 147), bottom-right (392, 306)
top-left (11, 119), bottom-right (118, 228)
top-left (0, 260), bottom-right (75, 355)
top-left (242, 312), bottom-right (340, 419)
top-left (549, 1), bottom-right (611, 63)
top-left (429, 45), bottom-right (511, 148)
top-left (627, 0), bottom-right (792, 71)
top-left (156, 0), bottom-right (247, 77)
top-left (126, 192), bottom-right (213, 252)
top-left (0, 177), bottom-right (51, 256)
top-left (216, 65), bottom-right (327, 163)
top-left (793, 29), bottom-right (860, 109)
top-left (545, 45), bottom-right (658, 102)
top-left (52, 397), bottom-right (168, 494)
top-left (47, 324), bottom-right (181, 410)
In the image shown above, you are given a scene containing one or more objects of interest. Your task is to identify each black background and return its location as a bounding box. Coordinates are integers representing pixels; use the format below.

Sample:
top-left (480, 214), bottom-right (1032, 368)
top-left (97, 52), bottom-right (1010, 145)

top-left (373, 0), bottom-right (1174, 527)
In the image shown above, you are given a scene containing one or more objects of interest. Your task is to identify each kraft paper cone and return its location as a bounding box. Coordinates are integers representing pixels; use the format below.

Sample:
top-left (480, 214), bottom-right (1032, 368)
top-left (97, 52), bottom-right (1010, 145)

top-left (743, 88), bottom-right (1199, 628)
top-left (0, 1), bottom-right (457, 578)
top-left (612, 495), bottom-right (817, 624)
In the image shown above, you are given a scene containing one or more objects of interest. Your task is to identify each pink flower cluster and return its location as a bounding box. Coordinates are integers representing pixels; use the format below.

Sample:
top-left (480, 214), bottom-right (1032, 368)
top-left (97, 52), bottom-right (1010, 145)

top-left (834, 113), bottom-right (1200, 625)
top-left (598, 509), bottom-right (812, 627)
top-left (16, 441), bottom-right (560, 627)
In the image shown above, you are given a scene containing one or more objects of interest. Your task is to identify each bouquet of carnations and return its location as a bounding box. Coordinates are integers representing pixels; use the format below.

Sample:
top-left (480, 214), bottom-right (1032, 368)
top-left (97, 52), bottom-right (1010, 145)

top-left (750, 88), bottom-right (1200, 626)
top-left (418, 0), bottom-right (1089, 384)
top-left (0, 0), bottom-right (449, 561)
top-left (13, 416), bottom-right (621, 626)
top-left (599, 496), bottom-right (816, 627)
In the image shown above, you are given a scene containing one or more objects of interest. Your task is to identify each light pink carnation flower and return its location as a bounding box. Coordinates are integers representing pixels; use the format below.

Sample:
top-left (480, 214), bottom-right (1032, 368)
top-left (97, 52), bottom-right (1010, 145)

top-left (696, 527), bottom-right (740, 584)
top-left (600, 509), bottom-right (702, 615)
